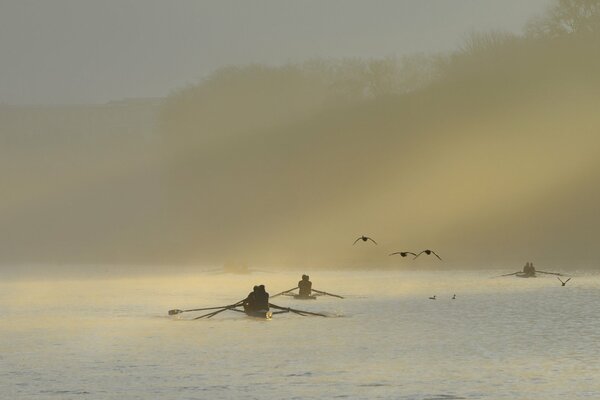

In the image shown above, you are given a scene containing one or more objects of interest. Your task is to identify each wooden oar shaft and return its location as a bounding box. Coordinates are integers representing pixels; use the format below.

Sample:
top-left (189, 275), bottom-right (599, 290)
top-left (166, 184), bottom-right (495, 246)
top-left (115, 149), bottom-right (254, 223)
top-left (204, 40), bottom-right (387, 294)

top-left (171, 305), bottom-right (234, 314)
top-left (311, 288), bottom-right (344, 299)
top-left (536, 270), bottom-right (564, 276)
top-left (269, 303), bottom-right (327, 317)
top-left (193, 300), bottom-right (245, 320)
top-left (271, 287), bottom-right (299, 298)
top-left (494, 271), bottom-right (520, 277)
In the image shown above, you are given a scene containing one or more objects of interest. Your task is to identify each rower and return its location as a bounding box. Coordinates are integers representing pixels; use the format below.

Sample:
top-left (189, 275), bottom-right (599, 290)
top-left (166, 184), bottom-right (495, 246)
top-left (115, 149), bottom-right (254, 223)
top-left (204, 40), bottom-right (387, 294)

top-left (298, 274), bottom-right (312, 297)
top-left (243, 285), bottom-right (259, 312)
top-left (253, 285), bottom-right (270, 311)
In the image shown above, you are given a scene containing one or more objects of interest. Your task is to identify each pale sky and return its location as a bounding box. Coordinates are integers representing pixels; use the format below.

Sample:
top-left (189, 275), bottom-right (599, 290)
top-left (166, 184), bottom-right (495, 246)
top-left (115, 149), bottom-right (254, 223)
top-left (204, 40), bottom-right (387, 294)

top-left (0, 0), bottom-right (551, 105)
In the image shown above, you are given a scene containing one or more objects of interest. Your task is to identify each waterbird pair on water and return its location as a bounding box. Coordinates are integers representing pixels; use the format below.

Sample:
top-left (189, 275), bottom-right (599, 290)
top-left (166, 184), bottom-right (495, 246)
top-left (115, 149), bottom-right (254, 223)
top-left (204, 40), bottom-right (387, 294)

top-left (429, 294), bottom-right (456, 300)
top-left (353, 236), bottom-right (442, 260)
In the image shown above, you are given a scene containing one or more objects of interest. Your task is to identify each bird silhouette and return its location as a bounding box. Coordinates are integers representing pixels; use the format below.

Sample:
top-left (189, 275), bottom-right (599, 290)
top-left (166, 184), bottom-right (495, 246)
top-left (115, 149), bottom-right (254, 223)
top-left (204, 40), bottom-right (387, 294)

top-left (353, 236), bottom-right (377, 245)
top-left (414, 249), bottom-right (442, 260)
top-left (557, 277), bottom-right (571, 286)
top-left (429, 295), bottom-right (436, 300)
top-left (452, 294), bottom-right (456, 300)
top-left (389, 251), bottom-right (417, 257)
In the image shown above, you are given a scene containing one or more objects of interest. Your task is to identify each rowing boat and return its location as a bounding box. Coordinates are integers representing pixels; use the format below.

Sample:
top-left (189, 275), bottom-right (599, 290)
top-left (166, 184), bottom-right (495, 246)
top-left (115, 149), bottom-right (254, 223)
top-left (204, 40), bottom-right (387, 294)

top-left (515, 272), bottom-right (536, 278)
top-left (293, 294), bottom-right (317, 300)
top-left (244, 309), bottom-right (273, 319)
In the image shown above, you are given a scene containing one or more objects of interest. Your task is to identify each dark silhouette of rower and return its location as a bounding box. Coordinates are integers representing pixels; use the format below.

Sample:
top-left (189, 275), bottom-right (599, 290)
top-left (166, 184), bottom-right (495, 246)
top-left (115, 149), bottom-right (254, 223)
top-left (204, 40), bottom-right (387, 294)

top-left (298, 274), bottom-right (312, 297)
top-left (353, 235), bottom-right (377, 245)
top-left (243, 285), bottom-right (259, 312)
top-left (254, 285), bottom-right (270, 311)
top-left (523, 262), bottom-right (536, 277)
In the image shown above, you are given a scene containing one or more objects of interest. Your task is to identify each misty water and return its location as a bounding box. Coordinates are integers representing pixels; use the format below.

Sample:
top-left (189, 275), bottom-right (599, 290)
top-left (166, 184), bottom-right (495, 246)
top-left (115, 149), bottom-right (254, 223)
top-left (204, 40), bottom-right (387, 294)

top-left (2, 270), bottom-right (599, 399)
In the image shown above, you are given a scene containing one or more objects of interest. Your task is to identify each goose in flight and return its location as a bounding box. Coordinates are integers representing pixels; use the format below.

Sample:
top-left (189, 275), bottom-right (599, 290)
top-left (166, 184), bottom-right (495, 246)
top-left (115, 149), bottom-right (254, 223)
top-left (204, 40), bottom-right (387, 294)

top-left (353, 236), bottom-right (378, 245)
top-left (557, 277), bottom-right (572, 286)
top-left (389, 251), bottom-right (417, 257)
top-left (414, 249), bottom-right (442, 260)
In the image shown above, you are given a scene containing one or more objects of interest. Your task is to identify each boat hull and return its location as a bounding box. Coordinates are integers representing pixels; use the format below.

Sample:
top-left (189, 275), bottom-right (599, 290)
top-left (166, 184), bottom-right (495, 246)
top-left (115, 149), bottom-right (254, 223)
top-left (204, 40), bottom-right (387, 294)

top-left (516, 273), bottom-right (536, 278)
top-left (293, 295), bottom-right (317, 300)
top-left (245, 310), bottom-right (273, 319)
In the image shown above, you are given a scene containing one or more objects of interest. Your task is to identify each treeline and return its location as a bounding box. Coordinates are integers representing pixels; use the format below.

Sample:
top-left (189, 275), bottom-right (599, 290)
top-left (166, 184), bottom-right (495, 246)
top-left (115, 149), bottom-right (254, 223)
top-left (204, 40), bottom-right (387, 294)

top-left (3, 1), bottom-right (599, 270)
top-left (161, 0), bottom-right (600, 147)
top-left (155, 0), bottom-right (600, 268)
top-left (159, 55), bottom-right (440, 149)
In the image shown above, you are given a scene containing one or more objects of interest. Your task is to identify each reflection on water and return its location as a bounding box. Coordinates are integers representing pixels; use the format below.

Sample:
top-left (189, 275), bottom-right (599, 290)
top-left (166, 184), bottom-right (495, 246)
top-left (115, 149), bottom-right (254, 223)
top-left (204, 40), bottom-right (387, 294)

top-left (1, 270), bottom-right (599, 399)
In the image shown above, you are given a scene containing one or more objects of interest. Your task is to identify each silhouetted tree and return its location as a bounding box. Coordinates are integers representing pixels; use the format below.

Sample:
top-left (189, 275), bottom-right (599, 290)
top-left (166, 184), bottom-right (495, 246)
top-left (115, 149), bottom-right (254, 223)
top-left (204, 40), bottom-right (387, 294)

top-left (526, 0), bottom-right (600, 37)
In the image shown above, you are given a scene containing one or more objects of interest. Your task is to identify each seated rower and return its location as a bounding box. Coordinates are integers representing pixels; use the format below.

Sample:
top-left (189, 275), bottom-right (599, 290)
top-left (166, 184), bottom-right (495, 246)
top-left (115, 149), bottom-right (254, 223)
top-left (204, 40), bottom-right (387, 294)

top-left (243, 285), bottom-right (258, 312)
top-left (298, 274), bottom-right (312, 297)
top-left (253, 285), bottom-right (270, 311)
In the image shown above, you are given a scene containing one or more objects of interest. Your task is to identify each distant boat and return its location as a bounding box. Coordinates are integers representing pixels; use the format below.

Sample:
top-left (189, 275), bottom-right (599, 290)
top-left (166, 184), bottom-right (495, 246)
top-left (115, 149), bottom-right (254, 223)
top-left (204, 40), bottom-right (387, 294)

top-left (223, 263), bottom-right (250, 274)
top-left (497, 262), bottom-right (565, 278)
top-left (515, 271), bottom-right (536, 278)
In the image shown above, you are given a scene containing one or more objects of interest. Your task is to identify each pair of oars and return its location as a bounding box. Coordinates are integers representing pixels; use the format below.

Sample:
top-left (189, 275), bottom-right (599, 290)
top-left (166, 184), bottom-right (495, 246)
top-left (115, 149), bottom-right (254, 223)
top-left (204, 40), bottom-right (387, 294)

top-left (269, 303), bottom-right (327, 317)
top-left (271, 287), bottom-right (344, 299)
top-left (168, 299), bottom-right (245, 319)
top-left (271, 287), bottom-right (298, 298)
top-left (495, 270), bottom-right (565, 278)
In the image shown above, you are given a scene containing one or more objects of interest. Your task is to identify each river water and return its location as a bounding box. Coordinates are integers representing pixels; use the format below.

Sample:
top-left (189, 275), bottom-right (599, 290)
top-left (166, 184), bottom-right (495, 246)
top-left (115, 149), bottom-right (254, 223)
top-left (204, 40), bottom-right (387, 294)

top-left (1, 270), bottom-right (599, 399)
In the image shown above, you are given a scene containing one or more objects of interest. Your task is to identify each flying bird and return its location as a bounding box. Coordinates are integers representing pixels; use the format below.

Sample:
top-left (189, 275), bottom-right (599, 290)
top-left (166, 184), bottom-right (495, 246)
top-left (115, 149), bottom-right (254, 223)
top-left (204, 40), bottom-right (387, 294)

top-left (389, 251), bottom-right (417, 257)
top-left (452, 294), bottom-right (456, 300)
top-left (414, 249), bottom-right (442, 260)
top-left (557, 277), bottom-right (572, 286)
top-left (353, 236), bottom-right (378, 245)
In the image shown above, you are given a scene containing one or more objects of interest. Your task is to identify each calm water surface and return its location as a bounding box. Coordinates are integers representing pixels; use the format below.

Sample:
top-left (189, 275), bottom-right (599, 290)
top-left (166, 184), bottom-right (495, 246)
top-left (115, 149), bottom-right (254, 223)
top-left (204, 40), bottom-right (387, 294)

top-left (1, 270), bottom-right (599, 399)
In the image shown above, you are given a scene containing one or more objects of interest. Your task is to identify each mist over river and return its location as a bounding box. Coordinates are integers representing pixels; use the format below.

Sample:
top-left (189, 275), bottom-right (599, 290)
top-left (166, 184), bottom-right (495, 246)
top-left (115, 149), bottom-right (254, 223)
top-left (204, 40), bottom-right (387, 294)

top-left (1, 270), bottom-right (599, 399)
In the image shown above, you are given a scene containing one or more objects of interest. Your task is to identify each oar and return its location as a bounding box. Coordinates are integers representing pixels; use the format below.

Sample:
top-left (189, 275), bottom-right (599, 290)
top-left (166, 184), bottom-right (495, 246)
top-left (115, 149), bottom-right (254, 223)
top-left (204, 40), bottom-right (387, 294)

top-left (193, 300), bottom-right (245, 320)
top-left (311, 288), bottom-right (344, 299)
top-left (536, 270), bottom-right (565, 276)
top-left (271, 287), bottom-right (299, 298)
top-left (493, 271), bottom-right (520, 278)
top-left (269, 303), bottom-right (327, 317)
top-left (195, 304), bottom-right (242, 320)
top-left (169, 305), bottom-right (237, 315)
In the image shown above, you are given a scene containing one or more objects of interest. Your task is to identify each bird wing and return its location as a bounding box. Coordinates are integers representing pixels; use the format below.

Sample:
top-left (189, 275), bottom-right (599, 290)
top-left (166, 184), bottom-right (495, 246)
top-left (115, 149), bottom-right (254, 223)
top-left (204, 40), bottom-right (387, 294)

top-left (414, 250), bottom-right (426, 259)
top-left (557, 277), bottom-right (564, 284)
top-left (389, 252), bottom-right (401, 256)
top-left (367, 237), bottom-right (378, 245)
top-left (565, 278), bottom-right (571, 284)
top-left (405, 252), bottom-right (417, 257)
top-left (353, 237), bottom-right (361, 245)
top-left (431, 250), bottom-right (443, 261)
